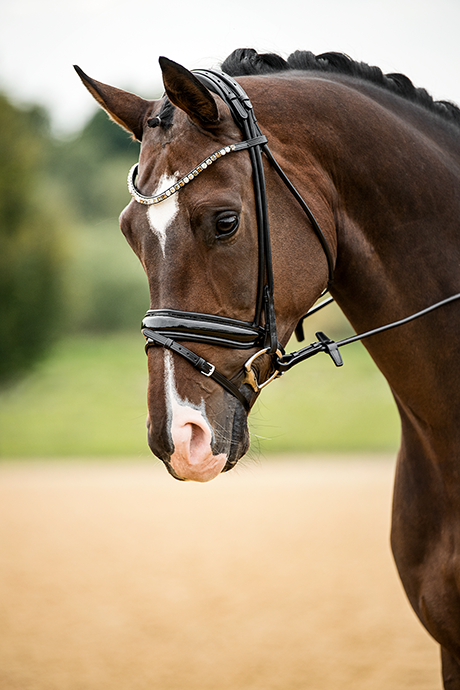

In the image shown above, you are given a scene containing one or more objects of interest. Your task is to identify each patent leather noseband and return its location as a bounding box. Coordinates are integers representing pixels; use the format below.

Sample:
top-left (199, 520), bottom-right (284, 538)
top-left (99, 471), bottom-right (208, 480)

top-left (141, 309), bottom-right (265, 410)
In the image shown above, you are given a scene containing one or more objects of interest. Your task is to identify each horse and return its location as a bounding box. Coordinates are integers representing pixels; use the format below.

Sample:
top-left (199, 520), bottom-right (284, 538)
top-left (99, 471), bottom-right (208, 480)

top-left (75, 49), bottom-right (460, 688)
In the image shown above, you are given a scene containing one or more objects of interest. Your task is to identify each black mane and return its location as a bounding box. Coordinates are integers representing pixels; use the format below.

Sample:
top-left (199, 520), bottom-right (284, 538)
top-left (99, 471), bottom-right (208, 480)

top-left (221, 49), bottom-right (460, 127)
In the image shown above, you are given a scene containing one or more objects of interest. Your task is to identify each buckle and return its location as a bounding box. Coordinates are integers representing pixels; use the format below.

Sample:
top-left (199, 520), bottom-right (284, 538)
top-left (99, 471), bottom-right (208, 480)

top-left (200, 361), bottom-right (215, 377)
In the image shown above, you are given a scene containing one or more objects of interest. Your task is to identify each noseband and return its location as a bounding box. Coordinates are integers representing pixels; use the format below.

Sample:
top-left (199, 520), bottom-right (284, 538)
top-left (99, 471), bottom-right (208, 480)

top-left (130, 69), bottom-right (460, 412)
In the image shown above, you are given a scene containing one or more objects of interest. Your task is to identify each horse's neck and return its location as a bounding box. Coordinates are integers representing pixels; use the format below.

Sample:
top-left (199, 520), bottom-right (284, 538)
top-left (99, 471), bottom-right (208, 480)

top-left (258, 76), bottom-right (460, 299)
top-left (274, 77), bottom-right (460, 427)
top-left (325, 93), bottom-right (460, 325)
top-left (333, 122), bottom-right (460, 427)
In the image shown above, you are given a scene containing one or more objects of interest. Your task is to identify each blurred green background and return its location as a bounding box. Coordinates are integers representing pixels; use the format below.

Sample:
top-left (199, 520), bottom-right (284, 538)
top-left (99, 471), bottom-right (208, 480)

top-left (0, 94), bottom-right (400, 460)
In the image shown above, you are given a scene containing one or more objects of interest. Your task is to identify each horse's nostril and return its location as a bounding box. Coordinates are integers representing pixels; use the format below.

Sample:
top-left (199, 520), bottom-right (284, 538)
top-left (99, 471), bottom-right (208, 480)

top-left (188, 422), bottom-right (210, 464)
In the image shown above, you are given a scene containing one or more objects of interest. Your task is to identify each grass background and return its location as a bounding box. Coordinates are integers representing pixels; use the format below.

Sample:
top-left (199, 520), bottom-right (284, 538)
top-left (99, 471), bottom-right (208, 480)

top-left (0, 303), bottom-right (400, 458)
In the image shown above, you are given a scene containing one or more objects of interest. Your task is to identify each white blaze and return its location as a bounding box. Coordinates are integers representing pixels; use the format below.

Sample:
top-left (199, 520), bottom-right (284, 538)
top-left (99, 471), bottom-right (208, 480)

top-left (163, 351), bottom-right (227, 482)
top-left (146, 174), bottom-right (179, 256)
top-left (164, 350), bottom-right (210, 439)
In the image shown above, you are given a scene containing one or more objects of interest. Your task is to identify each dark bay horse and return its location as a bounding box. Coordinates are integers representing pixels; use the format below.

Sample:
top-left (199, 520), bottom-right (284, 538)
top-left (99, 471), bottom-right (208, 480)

top-left (76, 49), bottom-right (460, 687)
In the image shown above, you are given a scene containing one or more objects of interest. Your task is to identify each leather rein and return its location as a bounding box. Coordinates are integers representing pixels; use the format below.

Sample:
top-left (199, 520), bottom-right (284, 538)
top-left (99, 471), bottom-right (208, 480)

top-left (128, 69), bottom-right (460, 412)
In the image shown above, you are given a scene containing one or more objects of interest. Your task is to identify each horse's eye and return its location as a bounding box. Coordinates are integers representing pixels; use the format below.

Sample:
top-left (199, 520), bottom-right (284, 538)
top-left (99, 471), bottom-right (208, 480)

top-left (215, 213), bottom-right (239, 238)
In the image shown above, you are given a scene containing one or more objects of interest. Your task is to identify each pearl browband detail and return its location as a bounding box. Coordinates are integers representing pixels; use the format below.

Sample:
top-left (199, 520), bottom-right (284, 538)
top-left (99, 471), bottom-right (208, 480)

top-left (127, 135), bottom-right (268, 205)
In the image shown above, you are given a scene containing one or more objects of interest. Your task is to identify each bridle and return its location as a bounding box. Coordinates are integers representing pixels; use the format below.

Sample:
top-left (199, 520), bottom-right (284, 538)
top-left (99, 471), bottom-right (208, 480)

top-left (128, 69), bottom-right (460, 412)
top-left (129, 68), bottom-right (334, 411)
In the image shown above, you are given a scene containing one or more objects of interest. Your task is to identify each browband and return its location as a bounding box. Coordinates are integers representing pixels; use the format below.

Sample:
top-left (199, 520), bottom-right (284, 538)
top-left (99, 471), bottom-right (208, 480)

top-left (128, 135), bottom-right (268, 206)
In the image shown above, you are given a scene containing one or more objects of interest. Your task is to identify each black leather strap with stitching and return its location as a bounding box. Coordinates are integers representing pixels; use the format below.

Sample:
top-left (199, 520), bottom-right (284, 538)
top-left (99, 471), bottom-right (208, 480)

top-left (194, 68), bottom-right (279, 346)
top-left (142, 309), bottom-right (264, 349)
top-left (233, 135), bottom-right (268, 150)
top-left (143, 328), bottom-right (250, 411)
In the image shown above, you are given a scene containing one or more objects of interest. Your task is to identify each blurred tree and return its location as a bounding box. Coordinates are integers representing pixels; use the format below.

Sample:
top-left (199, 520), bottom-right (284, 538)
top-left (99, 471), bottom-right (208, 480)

top-left (52, 108), bottom-right (140, 220)
top-left (50, 107), bottom-right (149, 333)
top-left (0, 96), bottom-right (67, 384)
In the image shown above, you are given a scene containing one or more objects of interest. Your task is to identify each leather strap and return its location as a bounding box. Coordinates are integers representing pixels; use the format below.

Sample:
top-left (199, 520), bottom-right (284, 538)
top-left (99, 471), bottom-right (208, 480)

top-left (143, 328), bottom-right (250, 411)
top-left (276, 292), bottom-right (460, 372)
top-left (234, 135), bottom-right (268, 150)
top-left (142, 309), bottom-right (264, 349)
top-left (194, 69), bottom-right (279, 345)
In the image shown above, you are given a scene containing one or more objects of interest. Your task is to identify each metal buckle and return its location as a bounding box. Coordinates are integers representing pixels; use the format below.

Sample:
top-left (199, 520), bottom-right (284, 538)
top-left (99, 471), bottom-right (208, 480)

top-left (202, 363), bottom-right (215, 377)
top-left (243, 347), bottom-right (283, 393)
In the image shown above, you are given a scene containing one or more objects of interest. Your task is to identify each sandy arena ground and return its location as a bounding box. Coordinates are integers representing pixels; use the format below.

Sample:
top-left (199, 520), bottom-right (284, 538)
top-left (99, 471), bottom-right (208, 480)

top-left (0, 457), bottom-right (441, 690)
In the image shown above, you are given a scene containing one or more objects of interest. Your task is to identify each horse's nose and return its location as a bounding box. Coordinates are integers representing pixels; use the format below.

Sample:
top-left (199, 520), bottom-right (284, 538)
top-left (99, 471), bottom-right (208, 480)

top-left (169, 404), bottom-right (227, 482)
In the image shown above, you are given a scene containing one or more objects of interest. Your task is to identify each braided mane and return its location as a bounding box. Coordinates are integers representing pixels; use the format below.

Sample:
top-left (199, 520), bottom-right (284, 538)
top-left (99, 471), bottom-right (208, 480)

top-left (221, 49), bottom-right (460, 127)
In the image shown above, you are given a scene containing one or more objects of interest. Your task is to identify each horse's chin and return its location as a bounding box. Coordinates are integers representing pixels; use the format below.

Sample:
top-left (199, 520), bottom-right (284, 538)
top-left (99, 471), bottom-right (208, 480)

top-left (169, 448), bottom-right (228, 482)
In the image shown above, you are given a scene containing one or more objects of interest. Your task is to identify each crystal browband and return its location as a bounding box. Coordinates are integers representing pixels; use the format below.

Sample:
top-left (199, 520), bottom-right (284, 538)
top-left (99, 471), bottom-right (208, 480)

top-left (127, 134), bottom-right (268, 206)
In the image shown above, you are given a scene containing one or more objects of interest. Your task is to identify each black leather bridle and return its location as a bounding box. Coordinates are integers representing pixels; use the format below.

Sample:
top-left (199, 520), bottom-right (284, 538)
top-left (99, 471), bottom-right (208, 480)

top-left (133, 68), bottom-right (334, 411)
top-left (130, 69), bottom-right (460, 412)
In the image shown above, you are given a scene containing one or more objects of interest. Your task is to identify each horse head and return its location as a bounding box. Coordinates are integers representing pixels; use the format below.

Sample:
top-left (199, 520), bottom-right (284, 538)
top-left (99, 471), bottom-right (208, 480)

top-left (75, 57), bottom-right (334, 481)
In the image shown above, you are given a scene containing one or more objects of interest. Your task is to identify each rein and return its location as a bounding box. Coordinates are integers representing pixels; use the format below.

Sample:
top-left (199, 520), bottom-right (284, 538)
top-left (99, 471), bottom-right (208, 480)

top-left (130, 69), bottom-right (460, 411)
top-left (276, 292), bottom-right (460, 373)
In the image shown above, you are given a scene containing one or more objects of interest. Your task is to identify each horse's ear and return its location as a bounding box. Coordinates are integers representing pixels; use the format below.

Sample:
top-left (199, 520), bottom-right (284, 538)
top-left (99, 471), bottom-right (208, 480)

top-left (159, 57), bottom-right (219, 127)
top-left (74, 65), bottom-right (151, 141)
